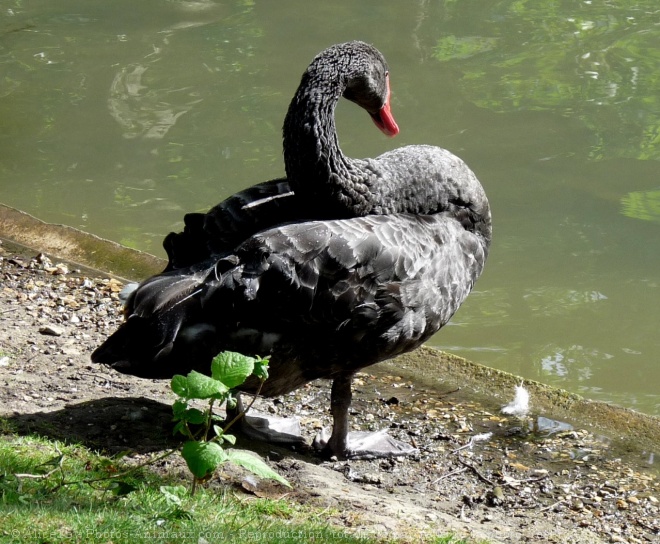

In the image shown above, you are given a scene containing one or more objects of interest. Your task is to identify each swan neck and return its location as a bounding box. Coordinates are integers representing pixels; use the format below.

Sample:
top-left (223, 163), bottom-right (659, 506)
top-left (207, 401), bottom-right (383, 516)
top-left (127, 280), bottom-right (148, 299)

top-left (283, 70), bottom-right (371, 216)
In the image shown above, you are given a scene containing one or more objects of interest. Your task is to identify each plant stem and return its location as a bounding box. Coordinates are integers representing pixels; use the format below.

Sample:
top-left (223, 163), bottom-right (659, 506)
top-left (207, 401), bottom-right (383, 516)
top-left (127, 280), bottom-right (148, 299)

top-left (222, 378), bottom-right (266, 433)
top-left (203, 398), bottom-right (216, 442)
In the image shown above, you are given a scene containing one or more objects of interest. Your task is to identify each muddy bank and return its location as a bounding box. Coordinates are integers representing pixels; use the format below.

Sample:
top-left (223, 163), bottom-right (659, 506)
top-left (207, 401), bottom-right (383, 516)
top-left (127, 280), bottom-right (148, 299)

top-left (0, 211), bottom-right (658, 543)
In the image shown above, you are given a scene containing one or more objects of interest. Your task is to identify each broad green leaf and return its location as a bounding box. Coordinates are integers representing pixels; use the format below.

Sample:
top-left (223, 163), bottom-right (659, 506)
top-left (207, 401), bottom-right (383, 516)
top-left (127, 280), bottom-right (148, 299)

top-left (182, 407), bottom-right (206, 425)
top-left (172, 398), bottom-right (188, 418)
top-left (106, 480), bottom-right (138, 496)
top-left (172, 421), bottom-right (187, 437)
top-left (212, 425), bottom-right (225, 439)
top-left (171, 375), bottom-right (189, 397)
top-left (181, 441), bottom-right (227, 479)
top-left (184, 371), bottom-right (229, 399)
top-left (211, 351), bottom-right (255, 388)
top-left (225, 450), bottom-right (290, 487)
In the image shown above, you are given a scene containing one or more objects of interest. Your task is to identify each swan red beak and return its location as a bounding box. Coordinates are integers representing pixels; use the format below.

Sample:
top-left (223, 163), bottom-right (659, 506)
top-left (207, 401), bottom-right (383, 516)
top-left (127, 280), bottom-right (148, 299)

top-left (370, 74), bottom-right (399, 137)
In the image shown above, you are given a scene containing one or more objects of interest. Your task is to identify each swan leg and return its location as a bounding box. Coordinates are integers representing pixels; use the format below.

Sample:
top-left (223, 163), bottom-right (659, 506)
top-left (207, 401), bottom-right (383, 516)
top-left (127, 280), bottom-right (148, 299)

top-left (226, 393), bottom-right (306, 447)
top-left (314, 373), bottom-right (418, 460)
top-left (325, 372), bottom-right (354, 456)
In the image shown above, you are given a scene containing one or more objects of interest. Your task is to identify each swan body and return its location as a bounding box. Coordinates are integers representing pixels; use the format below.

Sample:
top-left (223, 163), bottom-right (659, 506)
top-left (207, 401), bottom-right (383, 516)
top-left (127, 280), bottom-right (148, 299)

top-left (93, 42), bottom-right (491, 459)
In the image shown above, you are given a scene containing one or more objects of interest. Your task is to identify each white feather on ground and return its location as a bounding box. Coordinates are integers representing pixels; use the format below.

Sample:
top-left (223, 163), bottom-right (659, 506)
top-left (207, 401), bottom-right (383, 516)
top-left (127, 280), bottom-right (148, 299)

top-left (501, 381), bottom-right (530, 417)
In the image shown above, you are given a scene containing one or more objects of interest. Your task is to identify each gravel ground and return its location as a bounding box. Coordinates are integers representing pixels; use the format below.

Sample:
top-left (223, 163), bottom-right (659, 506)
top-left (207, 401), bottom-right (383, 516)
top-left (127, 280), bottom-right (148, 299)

top-left (1, 242), bottom-right (658, 544)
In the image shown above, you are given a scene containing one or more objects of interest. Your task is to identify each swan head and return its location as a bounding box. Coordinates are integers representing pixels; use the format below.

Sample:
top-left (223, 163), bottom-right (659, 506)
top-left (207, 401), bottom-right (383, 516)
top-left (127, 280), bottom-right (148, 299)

top-left (297, 41), bottom-right (400, 138)
top-left (345, 70), bottom-right (398, 137)
top-left (340, 42), bottom-right (400, 137)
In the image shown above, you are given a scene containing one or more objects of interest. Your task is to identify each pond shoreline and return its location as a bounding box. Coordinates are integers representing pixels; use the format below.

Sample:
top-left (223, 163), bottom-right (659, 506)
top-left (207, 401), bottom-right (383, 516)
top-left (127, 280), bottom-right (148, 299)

top-left (1, 201), bottom-right (658, 443)
top-left (1, 206), bottom-right (658, 543)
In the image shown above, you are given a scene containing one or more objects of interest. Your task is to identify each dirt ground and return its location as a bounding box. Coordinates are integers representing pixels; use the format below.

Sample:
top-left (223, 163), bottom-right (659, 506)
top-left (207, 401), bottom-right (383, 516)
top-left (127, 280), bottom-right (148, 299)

top-left (1, 243), bottom-right (658, 544)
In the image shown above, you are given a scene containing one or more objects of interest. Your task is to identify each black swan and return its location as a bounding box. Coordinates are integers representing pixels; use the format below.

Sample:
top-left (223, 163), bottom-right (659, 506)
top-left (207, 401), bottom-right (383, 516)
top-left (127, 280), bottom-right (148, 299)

top-left (92, 41), bottom-right (492, 459)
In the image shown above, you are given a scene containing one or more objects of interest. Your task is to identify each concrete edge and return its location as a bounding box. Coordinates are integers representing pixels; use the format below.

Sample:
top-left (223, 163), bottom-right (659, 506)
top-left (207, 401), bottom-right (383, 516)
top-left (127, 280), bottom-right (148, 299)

top-left (0, 203), bottom-right (165, 281)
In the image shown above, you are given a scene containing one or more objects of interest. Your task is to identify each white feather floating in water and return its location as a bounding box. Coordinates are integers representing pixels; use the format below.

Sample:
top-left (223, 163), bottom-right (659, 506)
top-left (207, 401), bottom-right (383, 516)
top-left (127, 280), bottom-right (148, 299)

top-left (501, 381), bottom-right (530, 417)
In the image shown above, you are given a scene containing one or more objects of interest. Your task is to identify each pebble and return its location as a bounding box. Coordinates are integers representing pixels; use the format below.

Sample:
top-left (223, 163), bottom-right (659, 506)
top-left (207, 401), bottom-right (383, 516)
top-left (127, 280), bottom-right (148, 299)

top-left (39, 325), bottom-right (64, 336)
top-left (570, 498), bottom-right (584, 511)
top-left (45, 263), bottom-right (69, 275)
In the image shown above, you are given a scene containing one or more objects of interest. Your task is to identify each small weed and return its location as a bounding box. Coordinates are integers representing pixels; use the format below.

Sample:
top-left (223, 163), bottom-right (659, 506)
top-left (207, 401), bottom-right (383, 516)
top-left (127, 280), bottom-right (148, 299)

top-left (170, 351), bottom-right (289, 493)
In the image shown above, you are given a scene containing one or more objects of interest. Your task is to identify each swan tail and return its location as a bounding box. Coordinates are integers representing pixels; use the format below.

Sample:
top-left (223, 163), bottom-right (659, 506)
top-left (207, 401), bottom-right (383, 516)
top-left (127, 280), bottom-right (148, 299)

top-left (163, 212), bottom-right (210, 272)
top-left (91, 264), bottom-right (221, 378)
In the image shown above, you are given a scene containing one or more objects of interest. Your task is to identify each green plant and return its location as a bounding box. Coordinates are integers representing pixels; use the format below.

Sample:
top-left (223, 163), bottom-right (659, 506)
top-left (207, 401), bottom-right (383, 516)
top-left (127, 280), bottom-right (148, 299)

top-left (170, 351), bottom-right (290, 493)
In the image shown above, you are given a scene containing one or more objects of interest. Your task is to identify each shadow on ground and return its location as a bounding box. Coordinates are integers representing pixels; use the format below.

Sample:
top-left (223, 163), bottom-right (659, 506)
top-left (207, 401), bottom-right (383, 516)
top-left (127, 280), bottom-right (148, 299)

top-left (6, 397), bottom-right (177, 454)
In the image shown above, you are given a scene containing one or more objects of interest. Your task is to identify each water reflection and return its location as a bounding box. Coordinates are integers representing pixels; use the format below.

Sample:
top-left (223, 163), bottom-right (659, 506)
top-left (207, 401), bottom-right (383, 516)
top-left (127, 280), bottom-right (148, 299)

top-left (621, 190), bottom-right (660, 223)
top-left (522, 288), bottom-right (608, 318)
top-left (108, 63), bottom-right (202, 140)
top-left (535, 416), bottom-right (574, 436)
top-left (538, 344), bottom-right (608, 381)
top-left (105, 4), bottom-right (224, 140)
top-left (424, 1), bottom-right (660, 162)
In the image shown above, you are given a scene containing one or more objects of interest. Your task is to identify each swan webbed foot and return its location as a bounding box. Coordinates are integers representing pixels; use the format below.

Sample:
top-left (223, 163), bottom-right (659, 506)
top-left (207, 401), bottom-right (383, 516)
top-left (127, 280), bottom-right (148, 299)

top-left (313, 428), bottom-right (418, 460)
top-left (236, 411), bottom-right (307, 447)
top-left (226, 395), bottom-right (307, 447)
top-left (315, 373), bottom-right (417, 459)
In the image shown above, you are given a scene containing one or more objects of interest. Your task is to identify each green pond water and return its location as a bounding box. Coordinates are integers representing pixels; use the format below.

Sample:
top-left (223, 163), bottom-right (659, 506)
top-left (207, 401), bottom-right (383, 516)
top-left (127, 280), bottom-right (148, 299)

top-left (1, 0), bottom-right (658, 415)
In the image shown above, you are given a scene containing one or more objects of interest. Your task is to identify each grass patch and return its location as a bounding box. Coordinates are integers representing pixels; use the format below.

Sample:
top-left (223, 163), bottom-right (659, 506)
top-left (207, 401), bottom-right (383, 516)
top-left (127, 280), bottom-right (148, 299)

top-left (0, 434), bottom-right (353, 543)
top-left (0, 429), bottom-right (481, 544)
